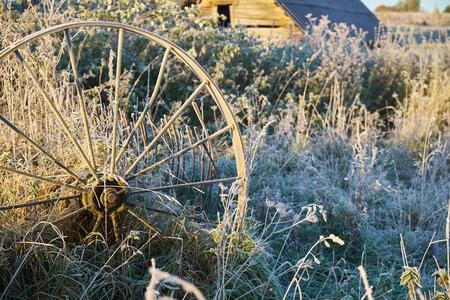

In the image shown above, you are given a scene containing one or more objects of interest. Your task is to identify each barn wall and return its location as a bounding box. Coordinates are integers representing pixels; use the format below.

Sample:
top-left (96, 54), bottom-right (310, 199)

top-left (198, 0), bottom-right (234, 18)
top-left (245, 26), bottom-right (302, 40)
top-left (233, 0), bottom-right (292, 27)
top-left (199, 0), bottom-right (302, 39)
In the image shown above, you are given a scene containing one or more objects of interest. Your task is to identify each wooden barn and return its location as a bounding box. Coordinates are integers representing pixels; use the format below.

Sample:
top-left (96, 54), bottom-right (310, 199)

top-left (186, 0), bottom-right (379, 41)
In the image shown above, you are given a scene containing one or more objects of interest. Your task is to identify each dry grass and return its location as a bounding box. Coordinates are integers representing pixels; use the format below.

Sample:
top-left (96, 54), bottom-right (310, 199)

top-left (376, 11), bottom-right (450, 27)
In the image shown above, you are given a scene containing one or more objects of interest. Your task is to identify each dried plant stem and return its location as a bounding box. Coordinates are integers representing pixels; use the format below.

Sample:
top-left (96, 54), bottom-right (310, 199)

top-left (358, 265), bottom-right (374, 300)
top-left (447, 198), bottom-right (450, 277)
top-left (146, 258), bottom-right (206, 300)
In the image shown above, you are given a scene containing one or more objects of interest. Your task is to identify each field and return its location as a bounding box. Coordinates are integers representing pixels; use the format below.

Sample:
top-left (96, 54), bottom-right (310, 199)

top-left (0, 1), bottom-right (449, 299)
top-left (376, 11), bottom-right (450, 27)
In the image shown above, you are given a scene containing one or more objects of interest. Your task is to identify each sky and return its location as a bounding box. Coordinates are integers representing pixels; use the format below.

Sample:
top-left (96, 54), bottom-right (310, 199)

top-left (361, 0), bottom-right (450, 12)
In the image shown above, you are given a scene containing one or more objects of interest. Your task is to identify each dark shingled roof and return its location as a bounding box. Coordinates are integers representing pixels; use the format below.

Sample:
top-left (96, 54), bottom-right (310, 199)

top-left (276, 0), bottom-right (380, 41)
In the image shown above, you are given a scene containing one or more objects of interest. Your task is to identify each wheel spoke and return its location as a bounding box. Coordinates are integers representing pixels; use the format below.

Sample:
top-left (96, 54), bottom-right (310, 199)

top-left (115, 47), bottom-right (172, 164)
top-left (0, 165), bottom-right (88, 193)
top-left (127, 202), bottom-right (217, 224)
top-left (128, 177), bottom-right (238, 195)
top-left (110, 28), bottom-right (124, 175)
top-left (64, 29), bottom-right (96, 170)
top-left (110, 212), bottom-right (121, 242)
top-left (0, 195), bottom-right (80, 211)
top-left (0, 114), bottom-right (85, 184)
top-left (128, 125), bottom-right (231, 180)
top-left (52, 206), bottom-right (89, 224)
top-left (14, 50), bottom-right (100, 182)
top-left (126, 208), bottom-right (160, 234)
top-left (91, 215), bottom-right (103, 233)
top-left (124, 80), bottom-right (208, 176)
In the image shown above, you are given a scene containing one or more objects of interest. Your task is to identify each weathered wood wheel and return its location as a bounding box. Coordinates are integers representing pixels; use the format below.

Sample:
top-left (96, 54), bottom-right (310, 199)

top-left (0, 21), bottom-right (247, 242)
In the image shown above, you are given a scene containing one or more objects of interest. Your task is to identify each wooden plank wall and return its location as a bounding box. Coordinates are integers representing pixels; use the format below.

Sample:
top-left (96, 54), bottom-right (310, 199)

top-left (199, 0), bottom-right (302, 39)
top-left (198, 0), bottom-right (234, 18)
top-left (246, 26), bottom-right (302, 40)
top-left (234, 0), bottom-right (292, 27)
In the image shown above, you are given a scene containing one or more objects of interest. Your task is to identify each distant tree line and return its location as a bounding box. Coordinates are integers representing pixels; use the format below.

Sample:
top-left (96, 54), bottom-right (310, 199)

top-left (375, 0), bottom-right (420, 12)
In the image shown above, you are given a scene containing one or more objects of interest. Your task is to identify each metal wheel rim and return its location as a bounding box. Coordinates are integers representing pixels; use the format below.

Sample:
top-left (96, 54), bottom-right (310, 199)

top-left (0, 21), bottom-right (248, 239)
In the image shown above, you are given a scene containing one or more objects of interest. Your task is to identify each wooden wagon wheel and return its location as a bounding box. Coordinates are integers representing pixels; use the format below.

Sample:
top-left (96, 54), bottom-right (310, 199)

top-left (0, 21), bottom-right (247, 242)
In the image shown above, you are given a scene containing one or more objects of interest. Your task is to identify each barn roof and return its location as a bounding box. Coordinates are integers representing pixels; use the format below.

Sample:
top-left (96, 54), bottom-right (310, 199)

top-left (276, 0), bottom-right (380, 41)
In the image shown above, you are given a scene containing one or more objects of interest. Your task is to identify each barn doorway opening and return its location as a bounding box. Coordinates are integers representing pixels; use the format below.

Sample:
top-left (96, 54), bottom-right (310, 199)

top-left (217, 5), bottom-right (231, 27)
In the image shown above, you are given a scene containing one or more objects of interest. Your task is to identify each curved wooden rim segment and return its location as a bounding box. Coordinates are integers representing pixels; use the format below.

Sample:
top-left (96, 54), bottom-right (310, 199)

top-left (0, 21), bottom-right (248, 230)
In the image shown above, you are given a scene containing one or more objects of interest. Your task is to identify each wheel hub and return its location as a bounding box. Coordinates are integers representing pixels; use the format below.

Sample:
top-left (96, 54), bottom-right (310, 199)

top-left (82, 175), bottom-right (129, 216)
top-left (101, 188), bottom-right (119, 208)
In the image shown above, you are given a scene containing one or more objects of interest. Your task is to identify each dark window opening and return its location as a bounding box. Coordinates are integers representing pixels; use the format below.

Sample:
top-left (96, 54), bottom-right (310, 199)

top-left (217, 5), bottom-right (231, 27)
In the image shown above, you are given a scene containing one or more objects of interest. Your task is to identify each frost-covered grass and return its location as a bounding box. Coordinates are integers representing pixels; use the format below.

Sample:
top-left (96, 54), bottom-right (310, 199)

top-left (0, 1), bottom-right (449, 299)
